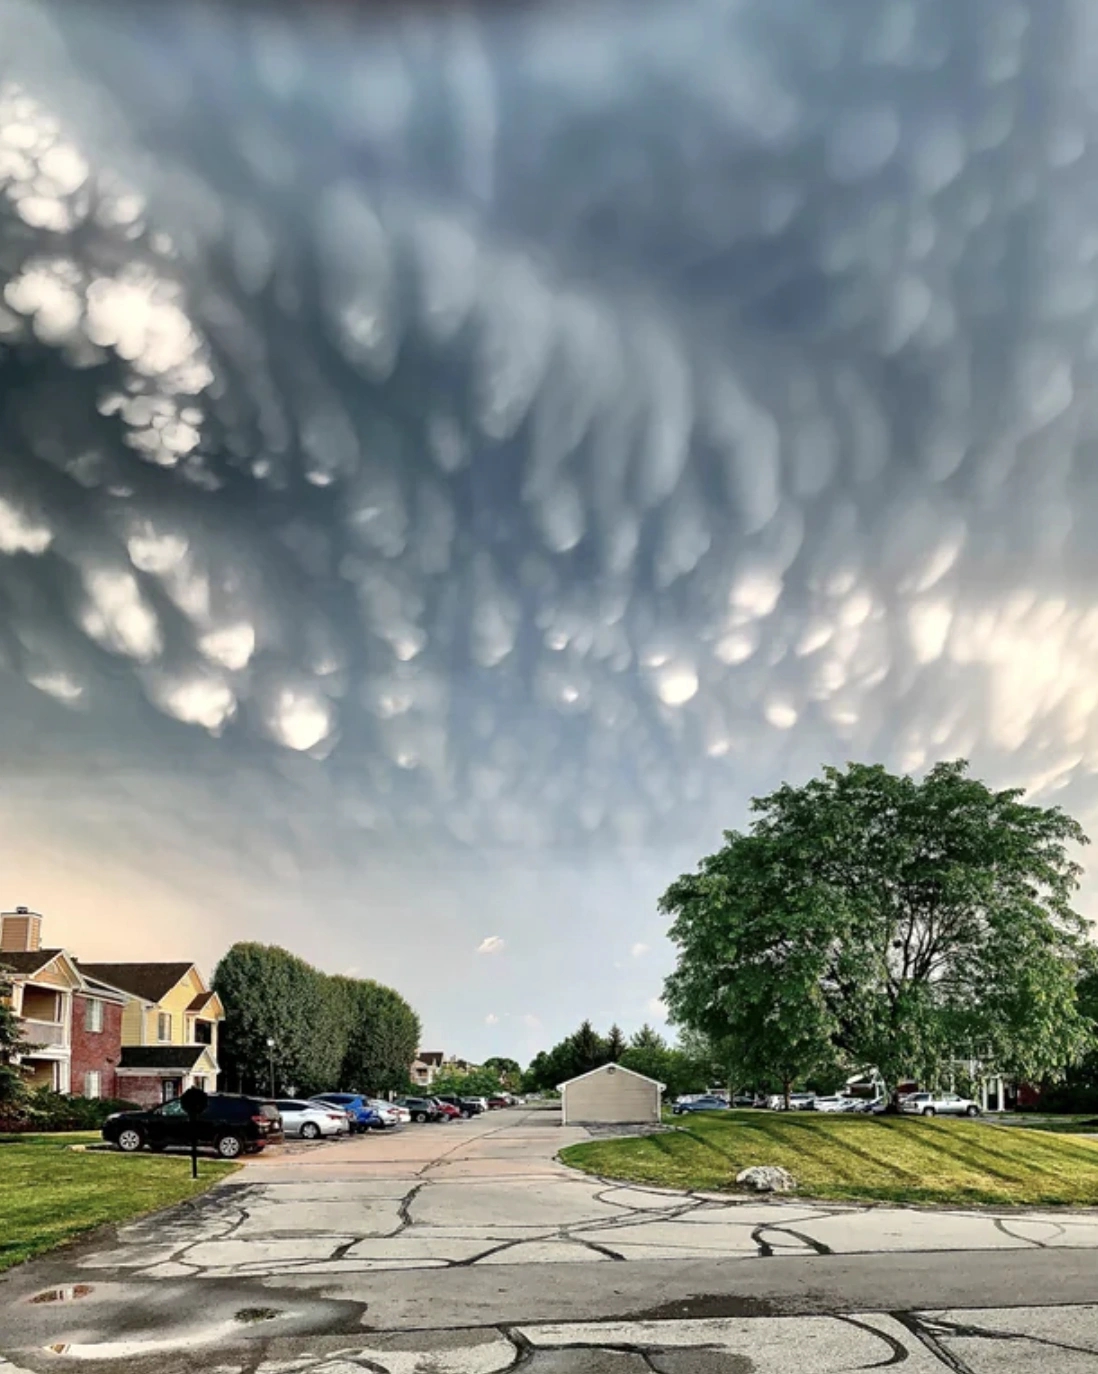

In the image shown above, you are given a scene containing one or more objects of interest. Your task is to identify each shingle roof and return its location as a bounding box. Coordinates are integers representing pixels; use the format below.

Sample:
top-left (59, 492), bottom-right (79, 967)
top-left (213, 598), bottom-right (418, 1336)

top-left (77, 962), bottom-right (195, 1004)
top-left (118, 1046), bottom-right (207, 1071)
top-left (419, 1051), bottom-right (444, 1065)
top-left (185, 991), bottom-right (215, 1013)
top-left (0, 948), bottom-right (65, 977)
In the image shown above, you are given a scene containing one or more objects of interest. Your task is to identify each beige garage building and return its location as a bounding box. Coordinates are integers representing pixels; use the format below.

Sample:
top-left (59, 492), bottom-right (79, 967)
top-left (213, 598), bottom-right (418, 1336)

top-left (558, 1062), bottom-right (664, 1126)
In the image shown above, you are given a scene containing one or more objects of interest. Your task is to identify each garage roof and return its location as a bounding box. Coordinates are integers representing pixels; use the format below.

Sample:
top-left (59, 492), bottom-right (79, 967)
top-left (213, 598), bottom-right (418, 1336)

top-left (557, 1062), bottom-right (666, 1091)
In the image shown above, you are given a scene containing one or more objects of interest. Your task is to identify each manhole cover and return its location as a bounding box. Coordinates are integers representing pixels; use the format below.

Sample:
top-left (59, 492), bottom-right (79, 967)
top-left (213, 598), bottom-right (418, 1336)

top-left (30, 1285), bottom-right (95, 1305)
top-left (235, 1307), bottom-right (281, 1324)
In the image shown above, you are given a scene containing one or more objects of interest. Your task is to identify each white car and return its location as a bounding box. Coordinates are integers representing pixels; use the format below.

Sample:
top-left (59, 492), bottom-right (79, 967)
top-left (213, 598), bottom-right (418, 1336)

top-left (275, 1098), bottom-right (349, 1139)
top-left (900, 1092), bottom-right (980, 1118)
top-left (810, 1096), bottom-right (857, 1113)
top-left (369, 1099), bottom-right (410, 1128)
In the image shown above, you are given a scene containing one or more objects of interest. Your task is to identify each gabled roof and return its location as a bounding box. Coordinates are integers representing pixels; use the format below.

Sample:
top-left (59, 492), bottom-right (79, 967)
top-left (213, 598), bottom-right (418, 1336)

top-left (0, 948), bottom-right (66, 977)
top-left (558, 1062), bottom-right (666, 1091)
top-left (419, 1051), bottom-right (444, 1065)
top-left (77, 962), bottom-right (196, 1004)
top-left (185, 990), bottom-right (222, 1015)
top-left (117, 1045), bottom-right (208, 1071)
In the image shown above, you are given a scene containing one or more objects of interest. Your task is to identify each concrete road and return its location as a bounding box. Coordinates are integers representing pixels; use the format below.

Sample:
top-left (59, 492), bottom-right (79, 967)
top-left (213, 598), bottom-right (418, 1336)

top-left (4, 1106), bottom-right (1098, 1370)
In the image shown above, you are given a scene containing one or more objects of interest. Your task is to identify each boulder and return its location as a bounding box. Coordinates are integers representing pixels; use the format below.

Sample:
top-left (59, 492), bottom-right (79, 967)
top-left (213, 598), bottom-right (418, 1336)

top-left (735, 1165), bottom-right (796, 1194)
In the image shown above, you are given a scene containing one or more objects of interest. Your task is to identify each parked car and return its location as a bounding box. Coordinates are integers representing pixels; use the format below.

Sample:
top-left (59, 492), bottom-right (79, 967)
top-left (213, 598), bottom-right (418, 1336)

top-left (809, 1096), bottom-right (857, 1113)
top-left (486, 1095), bottom-right (510, 1110)
top-left (852, 1096), bottom-right (888, 1114)
top-left (900, 1092), bottom-right (981, 1118)
top-left (730, 1094), bottom-right (756, 1108)
top-left (275, 1098), bottom-right (348, 1139)
top-left (368, 1099), bottom-right (410, 1128)
top-left (395, 1096), bottom-right (441, 1123)
top-left (103, 1093), bottom-right (282, 1159)
top-left (310, 1093), bottom-right (382, 1133)
top-left (435, 1095), bottom-right (483, 1118)
top-left (672, 1094), bottom-right (731, 1115)
top-left (430, 1098), bottom-right (462, 1120)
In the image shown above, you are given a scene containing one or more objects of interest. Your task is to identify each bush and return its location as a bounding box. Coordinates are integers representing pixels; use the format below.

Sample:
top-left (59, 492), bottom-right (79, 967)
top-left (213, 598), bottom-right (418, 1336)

top-left (0, 1090), bottom-right (141, 1134)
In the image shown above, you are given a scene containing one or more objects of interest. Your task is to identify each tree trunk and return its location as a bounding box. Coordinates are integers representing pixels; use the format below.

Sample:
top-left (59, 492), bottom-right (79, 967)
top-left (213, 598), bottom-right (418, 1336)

top-left (783, 1079), bottom-right (791, 1111)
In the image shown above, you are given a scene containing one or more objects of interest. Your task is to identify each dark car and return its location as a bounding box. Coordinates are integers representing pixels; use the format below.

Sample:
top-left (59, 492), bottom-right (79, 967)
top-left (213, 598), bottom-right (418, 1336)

top-left (310, 1093), bottom-right (382, 1133)
top-left (435, 1095), bottom-right (483, 1118)
top-left (102, 1094), bottom-right (282, 1159)
top-left (395, 1096), bottom-right (441, 1123)
top-left (672, 1095), bottom-right (732, 1115)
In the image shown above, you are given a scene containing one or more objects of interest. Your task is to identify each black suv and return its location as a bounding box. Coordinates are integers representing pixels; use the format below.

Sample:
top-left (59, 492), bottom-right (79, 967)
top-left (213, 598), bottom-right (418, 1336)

top-left (435, 1094), bottom-right (484, 1118)
top-left (394, 1096), bottom-right (441, 1123)
top-left (102, 1094), bottom-right (282, 1159)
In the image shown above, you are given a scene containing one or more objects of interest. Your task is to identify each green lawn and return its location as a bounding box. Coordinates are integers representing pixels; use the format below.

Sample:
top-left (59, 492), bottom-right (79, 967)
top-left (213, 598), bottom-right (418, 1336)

top-left (560, 1111), bottom-right (1098, 1208)
top-left (0, 1134), bottom-right (238, 1271)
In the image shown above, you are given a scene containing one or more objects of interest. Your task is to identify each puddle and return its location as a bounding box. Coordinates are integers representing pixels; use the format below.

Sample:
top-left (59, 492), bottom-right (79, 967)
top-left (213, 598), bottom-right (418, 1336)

top-left (30, 1284), bottom-right (95, 1304)
top-left (234, 1307), bottom-right (281, 1324)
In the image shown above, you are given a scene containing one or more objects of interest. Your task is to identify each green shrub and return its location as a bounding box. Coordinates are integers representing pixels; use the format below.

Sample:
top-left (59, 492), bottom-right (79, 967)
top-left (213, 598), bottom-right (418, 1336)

top-left (3, 1090), bottom-right (141, 1132)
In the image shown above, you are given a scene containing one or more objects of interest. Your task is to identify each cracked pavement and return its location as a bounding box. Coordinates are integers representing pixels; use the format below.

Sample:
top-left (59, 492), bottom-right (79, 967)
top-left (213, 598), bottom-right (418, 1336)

top-left (5, 1108), bottom-right (1098, 1370)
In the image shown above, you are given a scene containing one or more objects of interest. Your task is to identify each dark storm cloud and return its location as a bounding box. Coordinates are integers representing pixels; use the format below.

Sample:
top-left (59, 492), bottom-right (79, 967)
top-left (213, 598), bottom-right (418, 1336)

top-left (2, 0), bottom-right (1098, 1048)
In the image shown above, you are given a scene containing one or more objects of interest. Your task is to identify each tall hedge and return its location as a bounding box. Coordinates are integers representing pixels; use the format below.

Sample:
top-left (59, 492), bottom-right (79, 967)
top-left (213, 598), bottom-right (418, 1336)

top-left (214, 943), bottom-right (421, 1097)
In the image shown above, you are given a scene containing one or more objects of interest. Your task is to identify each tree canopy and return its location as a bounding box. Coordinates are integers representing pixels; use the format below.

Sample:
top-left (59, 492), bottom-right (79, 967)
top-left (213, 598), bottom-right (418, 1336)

top-left (0, 965), bottom-right (28, 1111)
top-left (214, 943), bottom-right (420, 1096)
top-left (523, 1021), bottom-right (709, 1098)
top-left (663, 761), bottom-right (1094, 1096)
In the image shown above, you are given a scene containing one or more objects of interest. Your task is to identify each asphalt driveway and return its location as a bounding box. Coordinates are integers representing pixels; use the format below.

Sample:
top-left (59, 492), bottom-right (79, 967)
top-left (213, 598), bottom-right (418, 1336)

top-left (6, 1106), bottom-right (1098, 1371)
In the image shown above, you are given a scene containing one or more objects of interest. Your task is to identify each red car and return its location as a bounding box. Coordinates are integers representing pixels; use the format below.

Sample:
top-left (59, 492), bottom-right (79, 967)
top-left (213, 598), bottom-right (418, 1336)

top-left (487, 1095), bottom-right (509, 1110)
top-left (430, 1099), bottom-right (461, 1120)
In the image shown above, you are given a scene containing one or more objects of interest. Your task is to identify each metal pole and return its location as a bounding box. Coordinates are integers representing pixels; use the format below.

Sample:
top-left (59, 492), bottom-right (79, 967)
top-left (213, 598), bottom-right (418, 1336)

top-left (191, 1123), bottom-right (198, 1180)
top-left (269, 1048), bottom-right (275, 1098)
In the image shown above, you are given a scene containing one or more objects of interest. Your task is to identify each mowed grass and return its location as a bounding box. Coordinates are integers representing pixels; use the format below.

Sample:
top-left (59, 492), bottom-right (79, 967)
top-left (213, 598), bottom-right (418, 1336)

top-left (560, 1111), bottom-right (1098, 1208)
top-left (0, 1134), bottom-right (238, 1271)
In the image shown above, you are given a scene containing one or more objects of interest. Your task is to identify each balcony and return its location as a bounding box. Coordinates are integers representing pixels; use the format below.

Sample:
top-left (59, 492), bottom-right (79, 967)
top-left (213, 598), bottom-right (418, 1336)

top-left (19, 1019), bottom-right (68, 1050)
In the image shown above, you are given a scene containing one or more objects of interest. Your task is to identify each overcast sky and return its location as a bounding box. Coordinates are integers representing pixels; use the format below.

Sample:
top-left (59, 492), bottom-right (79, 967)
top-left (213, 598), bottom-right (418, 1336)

top-left (2, 0), bottom-right (1098, 1064)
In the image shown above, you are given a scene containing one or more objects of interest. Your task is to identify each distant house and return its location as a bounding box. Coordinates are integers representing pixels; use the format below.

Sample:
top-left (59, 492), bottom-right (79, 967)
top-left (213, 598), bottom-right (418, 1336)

top-left (558, 1063), bottom-right (664, 1126)
top-left (78, 962), bottom-right (224, 1106)
top-left (410, 1051), bottom-right (444, 1087)
top-left (1, 909), bottom-right (125, 1096)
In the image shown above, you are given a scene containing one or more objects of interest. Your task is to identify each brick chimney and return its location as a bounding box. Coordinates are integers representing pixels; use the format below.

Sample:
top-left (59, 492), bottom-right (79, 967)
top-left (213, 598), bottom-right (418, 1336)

top-left (1, 907), bottom-right (42, 954)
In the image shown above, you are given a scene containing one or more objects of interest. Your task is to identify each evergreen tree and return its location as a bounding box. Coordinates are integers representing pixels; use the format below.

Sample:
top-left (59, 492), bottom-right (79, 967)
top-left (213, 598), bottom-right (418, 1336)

top-left (606, 1025), bottom-right (626, 1061)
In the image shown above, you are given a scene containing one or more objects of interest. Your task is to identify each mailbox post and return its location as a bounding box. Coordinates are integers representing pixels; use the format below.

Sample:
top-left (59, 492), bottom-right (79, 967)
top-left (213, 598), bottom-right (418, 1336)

top-left (178, 1085), bottom-right (209, 1180)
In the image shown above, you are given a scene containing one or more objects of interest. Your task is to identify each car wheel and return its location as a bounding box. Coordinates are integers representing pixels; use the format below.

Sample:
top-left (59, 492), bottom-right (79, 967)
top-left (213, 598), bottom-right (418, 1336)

top-left (301, 1122), bottom-right (321, 1140)
top-left (922, 1106), bottom-right (936, 1117)
top-left (462, 1109), bottom-right (472, 1118)
top-left (966, 1105), bottom-right (980, 1117)
top-left (217, 1133), bottom-right (244, 1159)
top-left (117, 1128), bottom-right (144, 1153)
top-left (414, 1112), bottom-right (428, 1123)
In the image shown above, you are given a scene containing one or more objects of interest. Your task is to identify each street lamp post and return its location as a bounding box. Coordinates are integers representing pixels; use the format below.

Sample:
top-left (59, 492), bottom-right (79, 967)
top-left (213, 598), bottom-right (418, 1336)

top-left (266, 1037), bottom-right (276, 1098)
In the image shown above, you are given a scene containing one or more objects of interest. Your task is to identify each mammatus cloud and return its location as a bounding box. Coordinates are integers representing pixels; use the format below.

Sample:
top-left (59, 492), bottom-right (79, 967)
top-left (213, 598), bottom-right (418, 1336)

top-left (3, 0), bottom-right (1098, 1058)
top-left (477, 937), bottom-right (505, 956)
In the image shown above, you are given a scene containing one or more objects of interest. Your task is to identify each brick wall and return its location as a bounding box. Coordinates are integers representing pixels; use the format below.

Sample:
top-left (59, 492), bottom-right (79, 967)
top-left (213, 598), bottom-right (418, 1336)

top-left (70, 993), bottom-right (123, 1099)
top-left (116, 1074), bottom-right (167, 1108)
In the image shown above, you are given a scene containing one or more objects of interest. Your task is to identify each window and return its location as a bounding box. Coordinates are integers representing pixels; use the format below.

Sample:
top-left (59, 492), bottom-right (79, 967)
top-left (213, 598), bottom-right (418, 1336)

top-left (84, 1071), bottom-right (101, 1099)
top-left (84, 998), bottom-right (104, 1034)
top-left (161, 1078), bottom-right (180, 1102)
top-left (157, 1012), bottom-right (172, 1042)
top-left (194, 1020), bottom-right (212, 1045)
top-left (193, 1076), bottom-right (208, 1092)
top-left (158, 1099), bottom-right (186, 1117)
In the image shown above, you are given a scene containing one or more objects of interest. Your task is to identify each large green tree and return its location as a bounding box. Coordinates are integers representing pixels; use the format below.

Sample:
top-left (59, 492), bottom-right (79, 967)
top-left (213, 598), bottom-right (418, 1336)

top-left (214, 943), bottom-right (420, 1097)
top-left (482, 1057), bottom-right (522, 1087)
top-left (663, 761), bottom-right (1094, 1100)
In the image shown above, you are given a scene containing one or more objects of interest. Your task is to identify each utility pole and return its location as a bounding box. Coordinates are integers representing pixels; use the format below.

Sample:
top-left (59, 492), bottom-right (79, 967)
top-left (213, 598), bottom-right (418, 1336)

top-left (266, 1037), bottom-right (276, 1098)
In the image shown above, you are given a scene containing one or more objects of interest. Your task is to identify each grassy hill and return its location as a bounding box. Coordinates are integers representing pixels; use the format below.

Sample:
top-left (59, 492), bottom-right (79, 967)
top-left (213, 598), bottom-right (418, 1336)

top-left (560, 1110), bottom-right (1098, 1208)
